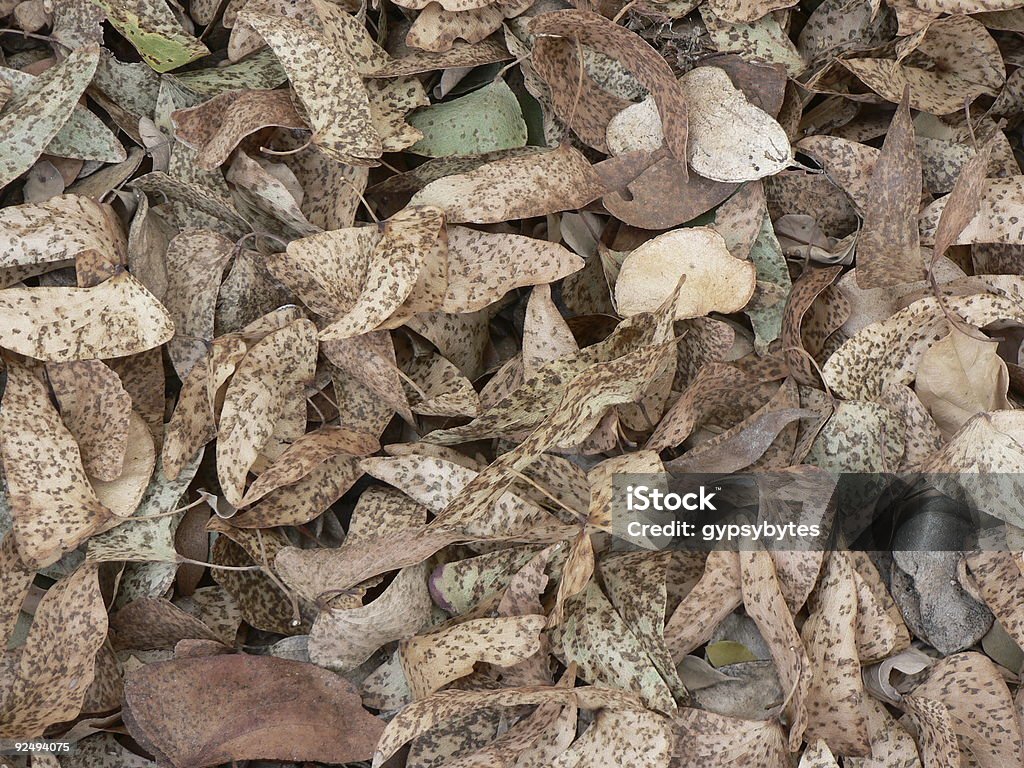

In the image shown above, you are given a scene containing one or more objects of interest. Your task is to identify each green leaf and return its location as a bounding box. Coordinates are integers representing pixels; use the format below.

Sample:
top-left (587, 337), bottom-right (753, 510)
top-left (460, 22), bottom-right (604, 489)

top-left (0, 66), bottom-right (126, 164)
top-left (94, 0), bottom-right (211, 73)
top-left (746, 212), bottom-right (791, 353)
top-left (167, 49), bottom-right (287, 98)
top-left (706, 640), bottom-right (758, 667)
top-left (409, 80), bottom-right (528, 158)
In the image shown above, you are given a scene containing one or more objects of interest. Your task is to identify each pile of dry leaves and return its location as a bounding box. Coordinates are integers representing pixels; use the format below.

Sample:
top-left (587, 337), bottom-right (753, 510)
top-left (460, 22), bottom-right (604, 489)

top-left (4, 0), bottom-right (1024, 765)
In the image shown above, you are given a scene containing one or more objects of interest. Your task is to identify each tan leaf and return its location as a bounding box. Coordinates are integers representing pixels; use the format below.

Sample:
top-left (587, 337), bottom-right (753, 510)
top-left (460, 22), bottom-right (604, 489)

top-left (47, 359), bottom-right (132, 482)
top-left (122, 655), bottom-right (384, 766)
top-left (309, 563), bottom-right (433, 672)
top-left (238, 11), bottom-right (381, 164)
top-left (0, 361), bottom-right (112, 568)
top-left (409, 145), bottom-right (604, 224)
top-left (216, 319), bottom-right (318, 506)
top-left (0, 271), bottom-right (173, 362)
top-left (0, 194), bottom-right (126, 269)
top-left (0, 565), bottom-right (107, 737)
top-left (614, 228), bottom-right (757, 319)
top-left (914, 328), bottom-right (1011, 437)
top-left (801, 551), bottom-right (870, 755)
top-left (400, 615), bottom-right (545, 698)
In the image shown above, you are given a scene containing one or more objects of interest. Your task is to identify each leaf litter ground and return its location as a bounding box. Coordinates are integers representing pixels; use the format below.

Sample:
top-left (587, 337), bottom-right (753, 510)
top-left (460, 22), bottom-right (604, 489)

top-left (2, 0), bottom-right (1024, 767)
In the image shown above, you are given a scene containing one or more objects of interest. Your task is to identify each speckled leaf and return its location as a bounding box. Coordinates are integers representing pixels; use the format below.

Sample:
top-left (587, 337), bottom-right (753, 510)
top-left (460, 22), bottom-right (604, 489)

top-left (559, 582), bottom-right (677, 713)
top-left (217, 318), bottom-right (318, 506)
top-left (0, 194), bottom-right (126, 269)
top-left (740, 547), bottom-right (809, 750)
top-left (444, 226), bottom-right (583, 312)
top-left (173, 88), bottom-right (306, 171)
top-left (856, 93), bottom-right (924, 289)
top-left (164, 229), bottom-right (235, 380)
top-left (0, 564), bottom-right (107, 738)
top-left (0, 66), bottom-right (117, 158)
top-left (47, 360), bottom-right (132, 482)
top-left (823, 294), bottom-right (1024, 399)
top-left (309, 563), bottom-right (433, 672)
top-left (410, 144), bottom-right (604, 224)
top-left (95, 0), bottom-right (210, 73)
top-left (400, 615), bottom-right (545, 698)
top-left (907, 651), bottom-right (1022, 767)
top-left (239, 11), bottom-right (381, 164)
top-left (0, 46), bottom-right (101, 189)
top-left (801, 551), bottom-right (870, 755)
top-left (529, 10), bottom-right (686, 168)
top-left (0, 361), bottom-right (112, 569)
top-left (840, 16), bottom-right (1003, 115)
top-left (672, 709), bottom-right (789, 767)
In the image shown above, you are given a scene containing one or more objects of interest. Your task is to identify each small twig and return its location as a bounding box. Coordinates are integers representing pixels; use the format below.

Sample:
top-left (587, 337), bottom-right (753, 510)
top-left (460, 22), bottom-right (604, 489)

top-left (178, 557), bottom-right (263, 572)
top-left (612, 0), bottom-right (639, 23)
top-left (0, 28), bottom-right (69, 46)
top-left (260, 135), bottom-right (314, 156)
top-left (255, 529), bottom-right (303, 627)
top-left (340, 176), bottom-right (380, 224)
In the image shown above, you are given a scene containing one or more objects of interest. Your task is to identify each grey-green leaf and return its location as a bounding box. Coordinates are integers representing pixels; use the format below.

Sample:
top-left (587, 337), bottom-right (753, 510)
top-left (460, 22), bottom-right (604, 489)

top-left (409, 79), bottom-right (528, 158)
top-left (0, 46), bottom-right (103, 189)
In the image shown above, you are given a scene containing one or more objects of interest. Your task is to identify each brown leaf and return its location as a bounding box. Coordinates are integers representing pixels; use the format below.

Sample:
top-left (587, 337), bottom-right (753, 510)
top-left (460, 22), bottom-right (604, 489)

top-left (528, 11), bottom-right (688, 171)
top-left (123, 654), bottom-right (385, 767)
top-left (855, 92), bottom-right (924, 289)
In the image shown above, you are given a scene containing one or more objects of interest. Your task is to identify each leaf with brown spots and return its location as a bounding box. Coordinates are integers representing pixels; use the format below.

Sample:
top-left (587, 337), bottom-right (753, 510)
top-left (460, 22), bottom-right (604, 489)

top-left (0, 360), bottom-right (112, 568)
top-left (528, 11), bottom-right (687, 171)
top-left (401, 615), bottom-right (546, 698)
top-left (216, 318), bottom-right (318, 506)
top-left (410, 145), bottom-right (605, 224)
top-left (0, 564), bottom-right (107, 737)
top-left (237, 11), bottom-right (381, 164)
top-left (0, 271), bottom-right (174, 362)
top-left (47, 359), bottom-right (132, 481)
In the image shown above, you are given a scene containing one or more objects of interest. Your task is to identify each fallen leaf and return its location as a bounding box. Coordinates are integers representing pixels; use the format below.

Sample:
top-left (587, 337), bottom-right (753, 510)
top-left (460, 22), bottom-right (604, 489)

top-left (123, 655), bottom-right (385, 766)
